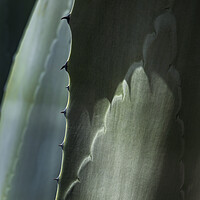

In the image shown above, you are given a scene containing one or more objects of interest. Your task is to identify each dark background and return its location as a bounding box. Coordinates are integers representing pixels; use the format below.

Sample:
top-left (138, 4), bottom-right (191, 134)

top-left (0, 0), bottom-right (36, 105)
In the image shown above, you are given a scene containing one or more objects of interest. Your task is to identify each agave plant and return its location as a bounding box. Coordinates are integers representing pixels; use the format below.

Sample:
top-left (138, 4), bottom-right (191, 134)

top-left (1, 0), bottom-right (200, 200)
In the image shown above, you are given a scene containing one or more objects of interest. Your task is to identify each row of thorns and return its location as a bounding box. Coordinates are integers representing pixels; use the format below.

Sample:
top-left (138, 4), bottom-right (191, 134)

top-left (54, 13), bottom-right (71, 183)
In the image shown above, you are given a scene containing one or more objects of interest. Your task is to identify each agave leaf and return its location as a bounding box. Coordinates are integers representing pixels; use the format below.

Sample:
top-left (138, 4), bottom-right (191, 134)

top-left (56, 1), bottom-right (182, 200)
top-left (0, 0), bottom-right (36, 103)
top-left (57, 64), bottom-right (181, 200)
top-left (0, 0), bottom-right (73, 199)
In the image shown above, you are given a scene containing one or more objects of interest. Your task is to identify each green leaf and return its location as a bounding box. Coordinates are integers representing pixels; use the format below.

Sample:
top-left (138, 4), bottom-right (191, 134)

top-left (56, 1), bottom-right (182, 199)
top-left (0, 0), bottom-right (73, 199)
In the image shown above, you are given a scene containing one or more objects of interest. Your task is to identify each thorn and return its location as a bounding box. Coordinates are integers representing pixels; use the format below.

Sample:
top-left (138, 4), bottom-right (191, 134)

top-left (54, 177), bottom-right (59, 182)
top-left (60, 65), bottom-right (65, 70)
top-left (61, 14), bottom-right (71, 23)
top-left (66, 85), bottom-right (69, 91)
top-left (60, 110), bottom-right (66, 114)
top-left (60, 61), bottom-right (68, 71)
top-left (58, 142), bottom-right (64, 149)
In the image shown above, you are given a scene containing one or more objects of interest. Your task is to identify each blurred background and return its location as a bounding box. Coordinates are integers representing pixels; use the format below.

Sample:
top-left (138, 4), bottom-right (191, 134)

top-left (0, 0), bottom-right (36, 104)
